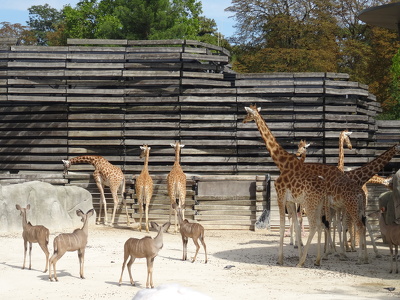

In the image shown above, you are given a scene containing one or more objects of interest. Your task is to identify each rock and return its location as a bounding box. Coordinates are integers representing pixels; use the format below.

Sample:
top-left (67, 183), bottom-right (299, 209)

top-left (0, 181), bottom-right (94, 233)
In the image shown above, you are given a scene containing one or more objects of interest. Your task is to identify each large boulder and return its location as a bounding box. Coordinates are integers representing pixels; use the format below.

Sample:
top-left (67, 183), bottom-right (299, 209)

top-left (0, 181), bottom-right (95, 233)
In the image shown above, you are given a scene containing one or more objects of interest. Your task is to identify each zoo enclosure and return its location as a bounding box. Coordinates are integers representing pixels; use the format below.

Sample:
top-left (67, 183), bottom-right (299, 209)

top-left (0, 38), bottom-right (398, 229)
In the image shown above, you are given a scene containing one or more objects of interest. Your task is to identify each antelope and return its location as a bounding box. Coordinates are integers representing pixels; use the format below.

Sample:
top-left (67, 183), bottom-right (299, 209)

top-left (370, 207), bottom-right (400, 273)
top-left (119, 221), bottom-right (170, 288)
top-left (172, 203), bottom-right (207, 263)
top-left (16, 204), bottom-right (50, 272)
top-left (49, 209), bottom-right (94, 281)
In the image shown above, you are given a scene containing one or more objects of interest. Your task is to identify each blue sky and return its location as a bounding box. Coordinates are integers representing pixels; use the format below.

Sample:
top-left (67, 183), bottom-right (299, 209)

top-left (0, 0), bottom-right (236, 38)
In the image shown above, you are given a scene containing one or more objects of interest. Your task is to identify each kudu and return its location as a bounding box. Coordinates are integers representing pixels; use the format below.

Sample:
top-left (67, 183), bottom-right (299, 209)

top-left (119, 221), bottom-right (170, 288)
top-left (370, 208), bottom-right (400, 273)
top-left (172, 203), bottom-right (207, 263)
top-left (49, 209), bottom-right (94, 281)
top-left (16, 204), bottom-right (50, 272)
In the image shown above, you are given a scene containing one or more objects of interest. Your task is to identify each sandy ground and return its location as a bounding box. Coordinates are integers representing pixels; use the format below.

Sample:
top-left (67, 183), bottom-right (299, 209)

top-left (1, 225), bottom-right (400, 300)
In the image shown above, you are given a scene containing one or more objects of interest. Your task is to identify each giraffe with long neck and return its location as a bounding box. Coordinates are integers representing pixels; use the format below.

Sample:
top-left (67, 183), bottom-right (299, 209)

top-left (167, 142), bottom-right (187, 233)
top-left (62, 155), bottom-right (130, 227)
top-left (135, 145), bottom-right (153, 232)
top-left (244, 105), bottom-right (328, 267)
top-left (244, 104), bottom-right (369, 266)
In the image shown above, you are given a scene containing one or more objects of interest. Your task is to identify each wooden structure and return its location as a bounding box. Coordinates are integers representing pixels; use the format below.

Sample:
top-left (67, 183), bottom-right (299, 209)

top-left (0, 38), bottom-right (398, 230)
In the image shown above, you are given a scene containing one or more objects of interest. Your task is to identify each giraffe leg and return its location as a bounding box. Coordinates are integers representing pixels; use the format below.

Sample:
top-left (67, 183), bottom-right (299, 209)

top-left (366, 219), bottom-right (380, 258)
top-left (95, 179), bottom-right (107, 225)
top-left (110, 189), bottom-right (119, 227)
top-left (138, 200), bottom-right (144, 232)
top-left (145, 199), bottom-right (150, 233)
top-left (277, 195), bottom-right (286, 265)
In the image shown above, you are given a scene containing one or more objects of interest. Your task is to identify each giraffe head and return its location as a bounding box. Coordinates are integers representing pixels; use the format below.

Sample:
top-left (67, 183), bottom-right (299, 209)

top-left (140, 144), bottom-right (151, 158)
top-left (341, 129), bottom-right (353, 150)
top-left (62, 159), bottom-right (71, 175)
top-left (296, 140), bottom-right (310, 158)
top-left (243, 105), bottom-right (261, 123)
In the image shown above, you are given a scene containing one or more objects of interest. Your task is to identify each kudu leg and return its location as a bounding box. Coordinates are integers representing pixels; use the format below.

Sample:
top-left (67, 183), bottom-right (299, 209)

top-left (182, 237), bottom-right (188, 261)
top-left (146, 257), bottom-right (155, 288)
top-left (22, 240), bottom-right (27, 269)
top-left (38, 242), bottom-right (49, 272)
top-left (127, 257), bottom-right (136, 286)
top-left (78, 249), bottom-right (85, 279)
top-left (200, 236), bottom-right (208, 263)
top-left (28, 242), bottom-right (33, 270)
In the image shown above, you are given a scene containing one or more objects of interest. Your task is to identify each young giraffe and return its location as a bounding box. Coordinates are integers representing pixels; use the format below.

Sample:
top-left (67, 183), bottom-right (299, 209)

top-left (167, 142), bottom-right (187, 234)
top-left (135, 145), bottom-right (153, 232)
top-left (284, 140), bottom-right (310, 246)
top-left (62, 155), bottom-right (130, 227)
top-left (244, 105), bottom-right (368, 266)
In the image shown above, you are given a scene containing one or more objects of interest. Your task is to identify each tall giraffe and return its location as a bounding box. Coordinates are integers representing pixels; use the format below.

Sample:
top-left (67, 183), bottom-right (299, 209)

top-left (167, 142), bottom-right (187, 234)
top-left (62, 155), bottom-right (130, 226)
top-left (244, 106), bottom-right (330, 267)
top-left (135, 145), bottom-right (153, 232)
top-left (244, 105), bottom-right (368, 266)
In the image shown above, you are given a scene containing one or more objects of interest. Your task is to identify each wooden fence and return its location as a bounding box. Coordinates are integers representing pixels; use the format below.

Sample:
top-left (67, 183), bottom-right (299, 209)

top-left (0, 38), bottom-right (398, 230)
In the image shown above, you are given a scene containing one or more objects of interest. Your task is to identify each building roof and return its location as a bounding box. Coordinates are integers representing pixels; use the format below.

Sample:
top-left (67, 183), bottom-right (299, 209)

top-left (358, 2), bottom-right (400, 31)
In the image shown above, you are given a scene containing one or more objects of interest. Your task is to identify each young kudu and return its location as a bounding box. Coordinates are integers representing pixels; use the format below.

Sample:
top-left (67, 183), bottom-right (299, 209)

top-left (172, 203), bottom-right (207, 263)
top-left (16, 204), bottom-right (50, 273)
top-left (119, 221), bottom-right (170, 288)
top-left (49, 209), bottom-right (94, 281)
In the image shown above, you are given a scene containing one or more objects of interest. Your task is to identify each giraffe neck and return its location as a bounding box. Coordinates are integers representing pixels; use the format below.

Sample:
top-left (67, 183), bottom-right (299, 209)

top-left (347, 145), bottom-right (398, 185)
top-left (338, 134), bottom-right (345, 172)
top-left (174, 145), bottom-right (181, 164)
top-left (254, 113), bottom-right (299, 171)
top-left (69, 155), bottom-right (104, 168)
top-left (143, 150), bottom-right (150, 171)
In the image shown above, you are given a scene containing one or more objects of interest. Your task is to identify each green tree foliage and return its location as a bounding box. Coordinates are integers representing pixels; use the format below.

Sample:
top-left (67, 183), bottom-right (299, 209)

top-left (27, 4), bottom-right (62, 45)
top-left (58, 0), bottom-right (203, 40)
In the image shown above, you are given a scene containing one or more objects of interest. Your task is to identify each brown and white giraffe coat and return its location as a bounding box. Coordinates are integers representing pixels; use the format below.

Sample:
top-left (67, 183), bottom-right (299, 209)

top-left (62, 155), bottom-right (130, 227)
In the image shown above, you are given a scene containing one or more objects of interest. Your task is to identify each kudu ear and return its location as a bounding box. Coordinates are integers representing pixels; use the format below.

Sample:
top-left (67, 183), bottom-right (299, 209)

top-left (86, 209), bottom-right (94, 218)
top-left (16, 204), bottom-right (21, 211)
top-left (76, 209), bottom-right (84, 217)
top-left (150, 221), bottom-right (160, 231)
top-left (26, 204), bottom-right (31, 210)
top-left (162, 222), bottom-right (171, 232)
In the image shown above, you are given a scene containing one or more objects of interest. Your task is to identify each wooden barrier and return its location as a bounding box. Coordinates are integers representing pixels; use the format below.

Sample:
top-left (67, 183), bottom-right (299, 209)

top-left (0, 38), bottom-right (398, 230)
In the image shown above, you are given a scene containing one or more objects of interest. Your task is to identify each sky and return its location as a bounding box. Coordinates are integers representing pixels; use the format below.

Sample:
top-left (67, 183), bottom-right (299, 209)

top-left (0, 0), bottom-right (236, 38)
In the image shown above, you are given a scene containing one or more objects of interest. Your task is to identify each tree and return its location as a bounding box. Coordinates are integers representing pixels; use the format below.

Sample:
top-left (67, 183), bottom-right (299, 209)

top-left (228, 0), bottom-right (340, 73)
top-left (227, 0), bottom-right (400, 117)
top-left (0, 22), bottom-right (36, 45)
top-left (27, 4), bottom-right (62, 45)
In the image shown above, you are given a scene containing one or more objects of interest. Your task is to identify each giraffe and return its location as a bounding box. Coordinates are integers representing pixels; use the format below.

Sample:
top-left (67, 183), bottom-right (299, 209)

top-left (284, 139), bottom-right (310, 245)
top-left (244, 105), bottom-right (330, 267)
top-left (135, 145), bottom-right (153, 233)
top-left (167, 142), bottom-right (187, 234)
top-left (243, 104), bottom-right (368, 266)
top-left (62, 155), bottom-right (130, 227)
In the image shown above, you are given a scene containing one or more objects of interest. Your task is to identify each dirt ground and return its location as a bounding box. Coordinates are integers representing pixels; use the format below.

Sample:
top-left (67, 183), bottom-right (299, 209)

top-left (1, 224), bottom-right (400, 300)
